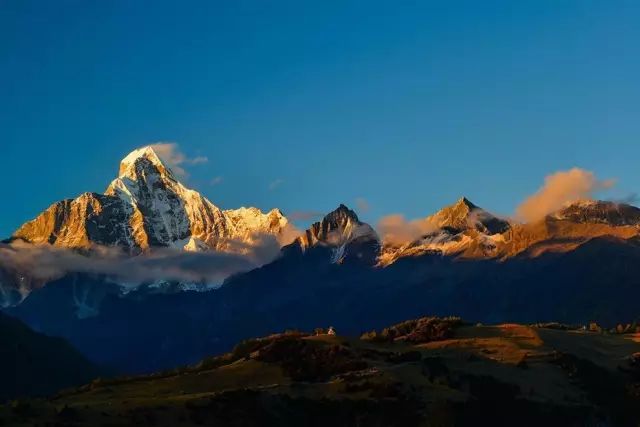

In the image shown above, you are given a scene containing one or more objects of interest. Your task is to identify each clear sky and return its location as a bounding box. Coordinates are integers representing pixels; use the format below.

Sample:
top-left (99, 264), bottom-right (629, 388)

top-left (1, 1), bottom-right (639, 237)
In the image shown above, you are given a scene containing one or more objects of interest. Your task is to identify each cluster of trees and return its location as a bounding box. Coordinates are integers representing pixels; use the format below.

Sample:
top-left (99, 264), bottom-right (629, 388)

top-left (193, 330), bottom-right (311, 372)
top-left (588, 321), bottom-right (640, 334)
top-left (531, 321), bottom-right (640, 335)
top-left (255, 337), bottom-right (368, 381)
top-left (360, 316), bottom-right (463, 344)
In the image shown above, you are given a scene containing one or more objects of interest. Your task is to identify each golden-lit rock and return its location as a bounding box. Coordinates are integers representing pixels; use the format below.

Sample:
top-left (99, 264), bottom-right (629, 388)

top-left (13, 146), bottom-right (290, 253)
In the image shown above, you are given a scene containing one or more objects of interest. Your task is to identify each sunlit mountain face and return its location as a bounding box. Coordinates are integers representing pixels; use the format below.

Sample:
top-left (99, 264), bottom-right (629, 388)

top-left (2, 147), bottom-right (640, 376)
top-left (13, 146), bottom-right (291, 252)
top-left (0, 146), bottom-right (300, 306)
top-left (1, 151), bottom-right (640, 427)
top-left (5, 2), bottom-right (640, 422)
top-left (379, 197), bottom-right (640, 265)
top-left (5, 147), bottom-right (640, 305)
top-left (3, 146), bottom-right (640, 317)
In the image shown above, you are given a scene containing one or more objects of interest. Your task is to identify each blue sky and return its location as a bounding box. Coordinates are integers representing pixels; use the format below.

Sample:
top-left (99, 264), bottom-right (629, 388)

top-left (1, 1), bottom-right (639, 237)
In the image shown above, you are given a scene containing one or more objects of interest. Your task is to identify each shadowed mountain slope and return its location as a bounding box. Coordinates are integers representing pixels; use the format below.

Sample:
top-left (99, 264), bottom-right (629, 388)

top-left (0, 311), bottom-right (105, 402)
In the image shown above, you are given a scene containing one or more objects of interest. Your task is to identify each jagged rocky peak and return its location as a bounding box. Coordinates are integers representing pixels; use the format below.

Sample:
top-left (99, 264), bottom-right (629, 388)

top-left (377, 198), bottom-right (513, 266)
top-left (105, 145), bottom-right (185, 202)
top-left (13, 192), bottom-right (133, 248)
top-left (550, 200), bottom-right (640, 226)
top-left (116, 145), bottom-right (172, 180)
top-left (290, 204), bottom-right (379, 265)
top-left (428, 197), bottom-right (477, 228)
top-left (427, 197), bottom-right (510, 235)
top-left (103, 146), bottom-right (213, 249)
top-left (297, 204), bottom-right (376, 248)
top-left (12, 145), bottom-right (290, 252)
top-left (323, 204), bottom-right (361, 228)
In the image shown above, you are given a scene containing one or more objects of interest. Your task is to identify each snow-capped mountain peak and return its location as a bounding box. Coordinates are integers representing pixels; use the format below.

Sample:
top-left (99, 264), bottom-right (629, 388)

top-left (287, 204), bottom-right (379, 265)
top-left (117, 146), bottom-right (172, 180)
top-left (13, 146), bottom-right (290, 253)
top-left (378, 198), bottom-right (512, 266)
top-left (550, 200), bottom-right (640, 226)
top-left (426, 197), bottom-right (510, 235)
top-left (296, 204), bottom-right (376, 249)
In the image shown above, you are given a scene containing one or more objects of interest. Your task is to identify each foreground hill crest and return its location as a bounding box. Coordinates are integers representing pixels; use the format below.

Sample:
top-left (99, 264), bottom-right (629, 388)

top-left (13, 146), bottom-right (290, 252)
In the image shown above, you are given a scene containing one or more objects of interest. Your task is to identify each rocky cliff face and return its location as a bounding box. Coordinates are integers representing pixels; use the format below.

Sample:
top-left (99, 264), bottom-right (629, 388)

top-left (378, 198), bottom-right (640, 265)
top-left (13, 146), bottom-right (290, 253)
top-left (550, 199), bottom-right (640, 226)
top-left (425, 197), bottom-right (510, 235)
top-left (14, 193), bottom-right (134, 248)
top-left (289, 204), bottom-right (379, 264)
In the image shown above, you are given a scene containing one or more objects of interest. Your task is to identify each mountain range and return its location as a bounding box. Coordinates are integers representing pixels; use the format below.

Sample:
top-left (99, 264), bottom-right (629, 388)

top-left (13, 146), bottom-right (291, 252)
top-left (1, 146), bottom-right (293, 305)
top-left (8, 146), bottom-right (640, 269)
top-left (2, 145), bottom-right (640, 373)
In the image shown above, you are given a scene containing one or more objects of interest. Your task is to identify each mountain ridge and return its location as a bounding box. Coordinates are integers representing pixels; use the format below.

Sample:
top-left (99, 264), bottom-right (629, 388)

top-left (14, 146), bottom-right (291, 252)
top-left (379, 197), bottom-right (640, 265)
top-left (288, 204), bottom-right (379, 264)
top-left (5, 195), bottom-right (640, 373)
top-left (10, 146), bottom-right (640, 266)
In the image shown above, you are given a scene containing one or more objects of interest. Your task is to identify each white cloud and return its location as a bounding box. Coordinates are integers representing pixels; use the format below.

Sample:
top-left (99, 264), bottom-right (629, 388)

top-left (149, 142), bottom-right (209, 178)
top-left (377, 214), bottom-right (436, 246)
top-left (0, 236), bottom-right (283, 285)
top-left (516, 168), bottom-right (615, 223)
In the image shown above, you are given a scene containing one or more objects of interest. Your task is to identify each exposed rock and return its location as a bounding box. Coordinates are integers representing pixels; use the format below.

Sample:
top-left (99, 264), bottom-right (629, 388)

top-left (289, 204), bottom-right (379, 264)
top-left (378, 197), bottom-right (640, 266)
top-left (14, 146), bottom-right (290, 253)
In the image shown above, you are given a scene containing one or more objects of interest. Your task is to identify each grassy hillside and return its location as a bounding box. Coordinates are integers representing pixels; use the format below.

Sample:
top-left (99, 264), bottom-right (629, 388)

top-left (0, 312), bottom-right (105, 402)
top-left (2, 317), bottom-right (640, 426)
